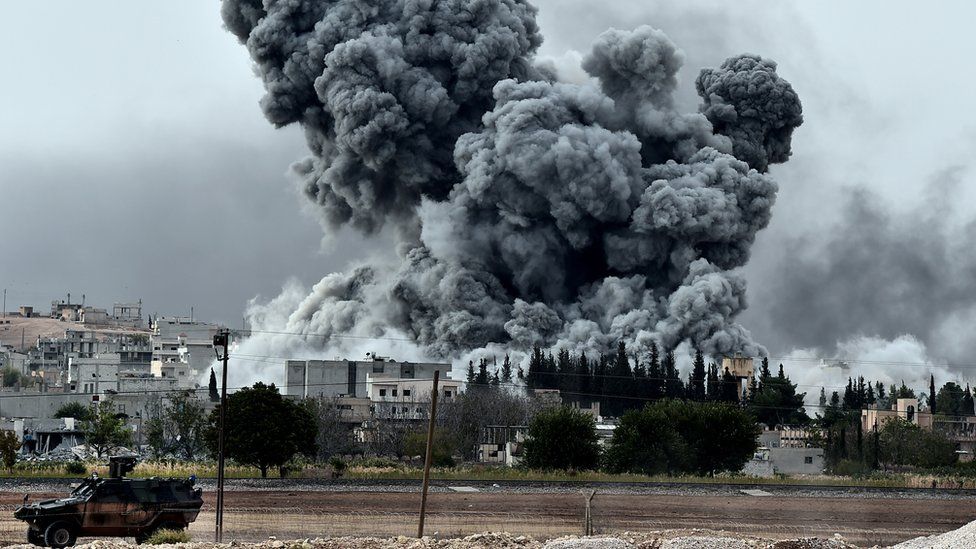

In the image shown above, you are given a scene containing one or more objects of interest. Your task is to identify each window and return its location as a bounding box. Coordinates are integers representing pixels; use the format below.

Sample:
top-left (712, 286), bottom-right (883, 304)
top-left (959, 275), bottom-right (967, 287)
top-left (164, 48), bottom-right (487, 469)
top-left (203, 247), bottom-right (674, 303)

top-left (444, 390), bottom-right (452, 398)
top-left (804, 456), bottom-right (813, 464)
top-left (379, 389), bottom-right (386, 397)
top-left (392, 389), bottom-right (398, 397)
top-left (403, 389), bottom-right (411, 397)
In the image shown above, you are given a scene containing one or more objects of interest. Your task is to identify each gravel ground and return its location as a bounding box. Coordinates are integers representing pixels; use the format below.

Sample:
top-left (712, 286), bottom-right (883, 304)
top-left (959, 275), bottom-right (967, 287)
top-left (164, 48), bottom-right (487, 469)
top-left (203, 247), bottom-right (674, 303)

top-left (0, 531), bottom-right (865, 549)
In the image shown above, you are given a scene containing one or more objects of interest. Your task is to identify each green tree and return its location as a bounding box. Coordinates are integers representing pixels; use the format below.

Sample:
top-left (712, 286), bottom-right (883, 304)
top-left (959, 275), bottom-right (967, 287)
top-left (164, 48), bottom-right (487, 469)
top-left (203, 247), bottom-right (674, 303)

top-left (604, 399), bottom-right (759, 475)
top-left (749, 363), bottom-right (809, 428)
top-left (963, 385), bottom-right (975, 417)
top-left (0, 430), bottom-right (20, 469)
top-left (935, 382), bottom-right (965, 417)
top-left (54, 401), bottom-right (94, 422)
top-left (82, 401), bottom-right (133, 458)
top-left (1, 367), bottom-right (25, 387)
top-left (500, 354), bottom-right (513, 384)
top-left (689, 349), bottom-right (706, 401)
top-left (878, 417), bottom-right (956, 469)
top-left (206, 383), bottom-right (317, 477)
top-left (523, 406), bottom-right (600, 470)
top-left (146, 391), bottom-right (208, 460)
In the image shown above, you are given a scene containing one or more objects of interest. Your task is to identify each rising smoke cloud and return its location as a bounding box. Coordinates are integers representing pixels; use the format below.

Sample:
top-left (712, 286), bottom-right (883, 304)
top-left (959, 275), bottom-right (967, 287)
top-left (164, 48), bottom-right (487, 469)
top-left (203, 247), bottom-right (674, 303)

top-left (749, 167), bottom-right (976, 369)
top-left (221, 0), bottom-right (802, 371)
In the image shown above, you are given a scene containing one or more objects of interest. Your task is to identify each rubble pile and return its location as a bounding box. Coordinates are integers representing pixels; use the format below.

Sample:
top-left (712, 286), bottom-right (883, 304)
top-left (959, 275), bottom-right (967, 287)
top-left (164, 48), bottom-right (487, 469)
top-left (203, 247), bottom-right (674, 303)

top-left (890, 519), bottom-right (976, 548)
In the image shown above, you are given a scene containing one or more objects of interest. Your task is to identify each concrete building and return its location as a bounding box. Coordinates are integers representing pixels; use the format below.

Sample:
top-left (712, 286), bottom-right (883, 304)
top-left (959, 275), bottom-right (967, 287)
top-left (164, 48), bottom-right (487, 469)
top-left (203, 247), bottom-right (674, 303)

top-left (861, 398), bottom-right (933, 432)
top-left (366, 370), bottom-right (460, 420)
top-left (478, 425), bottom-right (527, 466)
top-left (111, 301), bottom-right (143, 328)
top-left (151, 316), bottom-right (220, 385)
top-left (69, 356), bottom-right (120, 394)
top-left (284, 354), bottom-right (453, 400)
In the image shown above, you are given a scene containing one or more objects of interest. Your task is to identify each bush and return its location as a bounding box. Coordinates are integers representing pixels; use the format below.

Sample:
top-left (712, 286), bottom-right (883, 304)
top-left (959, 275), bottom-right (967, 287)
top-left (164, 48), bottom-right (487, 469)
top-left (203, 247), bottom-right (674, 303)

top-left (523, 406), bottom-right (600, 471)
top-left (145, 529), bottom-right (190, 544)
top-left (328, 456), bottom-right (347, 478)
top-left (604, 399), bottom-right (760, 476)
top-left (403, 428), bottom-right (455, 467)
top-left (65, 461), bottom-right (87, 475)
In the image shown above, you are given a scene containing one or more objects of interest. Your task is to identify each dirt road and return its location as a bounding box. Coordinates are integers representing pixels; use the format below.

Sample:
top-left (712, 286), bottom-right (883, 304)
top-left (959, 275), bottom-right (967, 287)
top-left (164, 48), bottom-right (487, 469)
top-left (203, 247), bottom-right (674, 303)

top-left (2, 488), bottom-right (971, 547)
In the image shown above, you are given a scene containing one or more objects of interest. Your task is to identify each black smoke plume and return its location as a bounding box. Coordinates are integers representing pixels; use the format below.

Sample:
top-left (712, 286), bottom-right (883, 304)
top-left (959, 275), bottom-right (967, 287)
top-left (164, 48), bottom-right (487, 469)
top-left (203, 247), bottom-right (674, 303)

top-left (222, 0), bottom-right (802, 361)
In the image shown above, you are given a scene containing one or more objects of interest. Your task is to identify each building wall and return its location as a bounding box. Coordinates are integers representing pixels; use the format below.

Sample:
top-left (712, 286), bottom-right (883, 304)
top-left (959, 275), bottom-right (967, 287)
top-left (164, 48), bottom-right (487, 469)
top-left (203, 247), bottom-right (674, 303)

top-left (768, 447), bottom-right (825, 475)
top-left (285, 358), bottom-right (452, 399)
top-left (0, 391), bottom-right (93, 419)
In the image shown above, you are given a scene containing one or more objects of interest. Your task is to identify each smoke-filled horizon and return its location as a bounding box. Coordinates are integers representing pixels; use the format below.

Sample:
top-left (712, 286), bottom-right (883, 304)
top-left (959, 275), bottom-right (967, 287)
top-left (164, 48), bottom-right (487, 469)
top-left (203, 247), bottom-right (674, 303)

top-left (218, 0), bottom-right (803, 383)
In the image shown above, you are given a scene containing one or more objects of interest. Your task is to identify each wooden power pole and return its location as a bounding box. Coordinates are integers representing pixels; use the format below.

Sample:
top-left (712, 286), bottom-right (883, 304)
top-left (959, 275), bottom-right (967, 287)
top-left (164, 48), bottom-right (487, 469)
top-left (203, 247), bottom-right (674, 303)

top-left (417, 370), bottom-right (440, 538)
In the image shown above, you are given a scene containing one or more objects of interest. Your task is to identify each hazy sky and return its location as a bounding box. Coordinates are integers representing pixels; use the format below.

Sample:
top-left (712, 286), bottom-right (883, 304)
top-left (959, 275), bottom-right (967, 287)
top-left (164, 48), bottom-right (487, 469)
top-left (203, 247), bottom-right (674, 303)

top-left (2, 1), bottom-right (974, 363)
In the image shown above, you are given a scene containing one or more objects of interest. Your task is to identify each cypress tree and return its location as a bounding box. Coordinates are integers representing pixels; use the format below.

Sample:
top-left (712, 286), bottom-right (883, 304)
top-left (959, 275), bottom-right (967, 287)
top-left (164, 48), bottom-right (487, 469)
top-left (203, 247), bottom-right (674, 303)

top-left (929, 374), bottom-right (937, 413)
top-left (818, 387), bottom-right (827, 408)
top-left (964, 384), bottom-right (975, 417)
top-left (209, 368), bottom-right (219, 402)
top-left (526, 346), bottom-right (544, 390)
top-left (500, 354), bottom-right (513, 384)
top-left (647, 343), bottom-right (663, 398)
top-left (690, 349), bottom-right (706, 401)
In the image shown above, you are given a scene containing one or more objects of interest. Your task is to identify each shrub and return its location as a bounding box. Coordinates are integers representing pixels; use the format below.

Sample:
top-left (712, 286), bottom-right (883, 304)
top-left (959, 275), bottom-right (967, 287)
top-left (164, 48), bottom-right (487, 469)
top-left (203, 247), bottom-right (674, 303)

top-left (328, 456), bottom-right (347, 478)
top-left (523, 406), bottom-right (600, 471)
top-left (65, 461), bottom-right (87, 475)
top-left (145, 529), bottom-right (190, 544)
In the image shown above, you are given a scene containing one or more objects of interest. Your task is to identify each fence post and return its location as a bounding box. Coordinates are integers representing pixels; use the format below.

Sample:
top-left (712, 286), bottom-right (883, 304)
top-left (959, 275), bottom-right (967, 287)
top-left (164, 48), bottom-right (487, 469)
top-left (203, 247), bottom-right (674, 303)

top-left (582, 489), bottom-right (596, 536)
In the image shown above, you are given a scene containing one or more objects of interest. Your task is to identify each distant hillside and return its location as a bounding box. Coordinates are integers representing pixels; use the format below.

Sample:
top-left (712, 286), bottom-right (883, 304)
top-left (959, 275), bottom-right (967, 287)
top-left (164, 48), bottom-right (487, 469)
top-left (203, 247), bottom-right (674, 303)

top-left (0, 315), bottom-right (150, 352)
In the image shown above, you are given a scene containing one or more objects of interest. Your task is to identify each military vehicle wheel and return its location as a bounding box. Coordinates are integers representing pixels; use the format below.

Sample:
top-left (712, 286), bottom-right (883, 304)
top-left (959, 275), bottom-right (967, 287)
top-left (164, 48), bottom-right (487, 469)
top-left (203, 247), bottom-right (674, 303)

top-left (43, 523), bottom-right (76, 548)
top-left (27, 528), bottom-right (46, 547)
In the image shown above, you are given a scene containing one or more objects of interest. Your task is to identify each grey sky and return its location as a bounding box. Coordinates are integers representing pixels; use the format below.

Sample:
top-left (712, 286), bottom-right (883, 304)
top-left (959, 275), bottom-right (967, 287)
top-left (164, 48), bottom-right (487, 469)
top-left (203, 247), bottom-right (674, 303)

top-left (2, 1), bottom-right (975, 364)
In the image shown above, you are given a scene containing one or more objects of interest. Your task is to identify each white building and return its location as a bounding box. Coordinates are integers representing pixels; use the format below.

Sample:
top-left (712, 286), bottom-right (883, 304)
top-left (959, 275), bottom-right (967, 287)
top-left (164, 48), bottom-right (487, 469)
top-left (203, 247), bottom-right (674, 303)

top-left (285, 354), bottom-right (453, 400)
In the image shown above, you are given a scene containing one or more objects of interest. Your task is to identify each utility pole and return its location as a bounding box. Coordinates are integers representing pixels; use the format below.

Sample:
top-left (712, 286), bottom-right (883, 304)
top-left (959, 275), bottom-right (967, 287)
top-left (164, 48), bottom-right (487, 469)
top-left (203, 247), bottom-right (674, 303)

top-left (212, 329), bottom-right (230, 543)
top-left (417, 370), bottom-right (440, 538)
top-left (3, 288), bottom-right (6, 317)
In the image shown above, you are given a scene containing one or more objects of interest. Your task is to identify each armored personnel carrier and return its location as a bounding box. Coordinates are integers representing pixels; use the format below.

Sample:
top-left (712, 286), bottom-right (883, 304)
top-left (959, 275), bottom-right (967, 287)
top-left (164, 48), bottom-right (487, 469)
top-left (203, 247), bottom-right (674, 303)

top-left (14, 456), bottom-right (204, 547)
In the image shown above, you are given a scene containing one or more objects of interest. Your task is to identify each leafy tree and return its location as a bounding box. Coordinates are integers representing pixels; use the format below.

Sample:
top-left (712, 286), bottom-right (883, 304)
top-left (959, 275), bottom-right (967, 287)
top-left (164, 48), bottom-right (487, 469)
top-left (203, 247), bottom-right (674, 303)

top-left (523, 406), bottom-right (600, 471)
top-left (878, 417), bottom-right (956, 469)
top-left (438, 384), bottom-right (541, 461)
top-left (1, 367), bottom-right (25, 387)
top-left (604, 400), bottom-right (759, 476)
top-left (209, 369), bottom-right (219, 402)
top-left (146, 390), bottom-right (208, 460)
top-left (935, 382), bottom-right (965, 417)
top-left (206, 383), bottom-right (316, 477)
top-left (83, 401), bottom-right (133, 458)
top-left (54, 401), bottom-right (94, 422)
top-left (306, 397), bottom-right (356, 460)
top-left (0, 430), bottom-right (20, 469)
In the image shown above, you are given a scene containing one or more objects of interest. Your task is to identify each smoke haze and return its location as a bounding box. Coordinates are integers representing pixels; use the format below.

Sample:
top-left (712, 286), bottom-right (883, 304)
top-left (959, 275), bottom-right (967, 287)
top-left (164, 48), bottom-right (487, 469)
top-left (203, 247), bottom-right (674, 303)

top-left (219, 0), bottom-right (804, 379)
